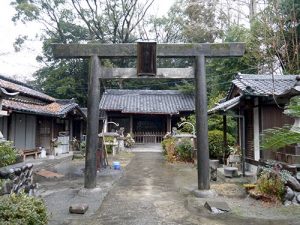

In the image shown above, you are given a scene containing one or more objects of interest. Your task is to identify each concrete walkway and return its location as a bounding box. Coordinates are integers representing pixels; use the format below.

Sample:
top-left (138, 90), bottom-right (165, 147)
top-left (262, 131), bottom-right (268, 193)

top-left (77, 152), bottom-right (187, 225)
top-left (67, 152), bottom-right (300, 225)
top-left (130, 143), bottom-right (163, 153)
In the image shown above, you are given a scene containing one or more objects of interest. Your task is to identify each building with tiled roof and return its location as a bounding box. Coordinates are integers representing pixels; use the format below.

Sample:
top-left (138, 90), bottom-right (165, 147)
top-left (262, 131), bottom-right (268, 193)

top-left (0, 75), bottom-right (86, 152)
top-left (99, 89), bottom-right (194, 143)
top-left (209, 73), bottom-right (300, 172)
top-left (229, 74), bottom-right (298, 97)
top-left (100, 89), bottom-right (194, 114)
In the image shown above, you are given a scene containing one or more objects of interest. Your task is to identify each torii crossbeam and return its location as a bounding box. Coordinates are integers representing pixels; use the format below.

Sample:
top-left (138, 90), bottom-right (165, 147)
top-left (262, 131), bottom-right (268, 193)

top-left (52, 42), bottom-right (245, 190)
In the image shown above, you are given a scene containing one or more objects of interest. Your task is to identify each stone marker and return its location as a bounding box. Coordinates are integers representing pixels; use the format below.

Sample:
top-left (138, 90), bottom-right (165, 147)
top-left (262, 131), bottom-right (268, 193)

top-left (69, 203), bottom-right (89, 214)
top-left (204, 201), bottom-right (230, 214)
top-left (224, 167), bottom-right (238, 178)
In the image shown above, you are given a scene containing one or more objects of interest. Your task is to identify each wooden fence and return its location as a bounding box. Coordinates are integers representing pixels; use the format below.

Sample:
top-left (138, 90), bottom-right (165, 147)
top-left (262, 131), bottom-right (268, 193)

top-left (134, 131), bottom-right (165, 144)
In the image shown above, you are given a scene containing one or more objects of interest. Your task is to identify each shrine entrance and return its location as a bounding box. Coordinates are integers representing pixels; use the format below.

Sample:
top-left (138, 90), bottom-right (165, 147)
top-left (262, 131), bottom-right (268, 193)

top-left (133, 115), bottom-right (165, 144)
top-left (52, 42), bottom-right (245, 190)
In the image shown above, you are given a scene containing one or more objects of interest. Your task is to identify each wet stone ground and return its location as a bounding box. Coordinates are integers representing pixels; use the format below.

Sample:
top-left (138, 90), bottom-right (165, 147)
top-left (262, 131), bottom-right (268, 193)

top-left (67, 153), bottom-right (300, 225)
top-left (30, 150), bottom-right (300, 225)
top-left (33, 152), bottom-right (134, 225)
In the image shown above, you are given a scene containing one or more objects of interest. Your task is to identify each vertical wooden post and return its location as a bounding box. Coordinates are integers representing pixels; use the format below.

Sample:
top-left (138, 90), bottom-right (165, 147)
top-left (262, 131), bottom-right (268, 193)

top-left (129, 115), bottom-right (133, 134)
top-left (223, 115), bottom-right (228, 163)
top-left (85, 55), bottom-right (101, 189)
top-left (195, 55), bottom-right (210, 190)
top-left (166, 115), bottom-right (171, 133)
top-left (69, 118), bottom-right (73, 151)
top-left (80, 119), bottom-right (83, 140)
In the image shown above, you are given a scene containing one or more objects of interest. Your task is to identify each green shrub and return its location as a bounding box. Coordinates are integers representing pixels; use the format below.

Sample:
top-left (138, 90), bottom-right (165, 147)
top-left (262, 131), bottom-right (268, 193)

top-left (208, 130), bottom-right (235, 159)
top-left (162, 138), bottom-right (194, 162)
top-left (161, 137), bottom-right (174, 155)
top-left (0, 192), bottom-right (48, 225)
top-left (175, 139), bottom-right (193, 162)
top-left (256, 171), bottom-right (285, 201)
top-left (124, 133), bottom-right (135, 148)
top-left (161, 138), bottom-right (176, 162)
top-left (0, 141), bottom-right (17, 167)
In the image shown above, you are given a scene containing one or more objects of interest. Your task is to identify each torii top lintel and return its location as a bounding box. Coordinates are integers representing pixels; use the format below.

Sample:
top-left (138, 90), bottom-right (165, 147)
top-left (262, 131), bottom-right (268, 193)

top-left (52, 42), bottom-right (245, 58)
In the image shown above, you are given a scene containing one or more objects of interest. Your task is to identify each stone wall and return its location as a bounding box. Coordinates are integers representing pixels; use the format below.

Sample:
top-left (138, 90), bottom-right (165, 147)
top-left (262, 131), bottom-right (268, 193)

top-left (0, 163), bottom-right (35, 195)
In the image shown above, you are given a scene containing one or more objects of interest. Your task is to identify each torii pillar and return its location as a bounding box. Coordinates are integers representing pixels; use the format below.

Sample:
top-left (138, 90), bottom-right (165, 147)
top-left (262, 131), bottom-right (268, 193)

top-left (52, 43), bottom-right (245, 189)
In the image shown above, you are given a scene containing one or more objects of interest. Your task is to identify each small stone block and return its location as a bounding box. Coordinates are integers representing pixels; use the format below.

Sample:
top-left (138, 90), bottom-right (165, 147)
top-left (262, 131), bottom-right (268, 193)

top-left (204, 201), bottom-right (230, 212)
top-left (224, 167), bottom-right (238, 178)
top-left (69, 204), bottom-right (89, 214)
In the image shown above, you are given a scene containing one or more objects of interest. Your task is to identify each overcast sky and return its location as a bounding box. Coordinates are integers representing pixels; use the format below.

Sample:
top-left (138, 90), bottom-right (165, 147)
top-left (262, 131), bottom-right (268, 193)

top-left (0, 0), bottom-right (174, 81)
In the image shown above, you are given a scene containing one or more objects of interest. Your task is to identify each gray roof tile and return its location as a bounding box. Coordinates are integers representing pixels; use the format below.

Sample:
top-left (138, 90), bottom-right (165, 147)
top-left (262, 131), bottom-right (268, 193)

top-left (100, 89), bottom-right (194, 114)
top-left (0, 75), bottom-right (84, 117)
top-left (233, 74), bottom-right (298, 96)
top-left (208, 96), bottom-right (241, 114)
top-left (0, 75), bottom-right (55, 101)
top-left (3, 99), bottom-right (81, 117)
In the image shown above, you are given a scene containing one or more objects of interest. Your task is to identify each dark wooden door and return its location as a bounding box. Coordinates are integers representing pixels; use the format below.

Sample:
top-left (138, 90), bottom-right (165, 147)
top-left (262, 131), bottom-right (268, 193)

top-left (37, 118), bottom-right (52, 151)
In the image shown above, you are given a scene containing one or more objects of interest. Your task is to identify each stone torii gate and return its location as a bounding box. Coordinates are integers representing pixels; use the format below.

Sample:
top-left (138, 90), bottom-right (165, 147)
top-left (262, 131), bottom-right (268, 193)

top-left (52, 42), bottom-right (245, 190)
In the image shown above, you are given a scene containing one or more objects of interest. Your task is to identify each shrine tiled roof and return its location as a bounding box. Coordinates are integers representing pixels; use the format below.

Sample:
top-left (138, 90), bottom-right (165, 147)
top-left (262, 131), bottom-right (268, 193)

top-left (2, 99), bottom-right (80, 117)
top-left (0, 75), bottom-right (84, 117)
top-left (208, 96), bottom-right (241, 114)
top-left (100, 89), bottom-right (194, 114)
top-left (209, 74), bottom-right (300, 114)
top-left (230, 74), bottom-right (298, 98)
top-left (0, 74), bottom-right (55, 102)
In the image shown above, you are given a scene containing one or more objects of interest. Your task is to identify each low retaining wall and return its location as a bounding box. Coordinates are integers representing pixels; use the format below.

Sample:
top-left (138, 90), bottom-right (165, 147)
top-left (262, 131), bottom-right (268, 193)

top-left (0, 163), bottom-right (36, 195)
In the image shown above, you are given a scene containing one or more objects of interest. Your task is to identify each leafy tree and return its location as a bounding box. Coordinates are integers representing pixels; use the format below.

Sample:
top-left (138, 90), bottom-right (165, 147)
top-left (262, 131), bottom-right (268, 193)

top-left (10, 0), bottom-right (300, 106)
top-left (251, 0), bottom-right (300, 74)
top-left (176, 24), bottom-right (260, 99)
top-left (30, 59), bottom-right (89, 106)
top-left (144, 0), bottom-right (224, 43)
top-left (179, 93), bottom-right (237, 138)
top-left (207, 25), bottom-right (261, 96)
top-left (182, 0), bottom-right (223, 43)
top-left (11, 0), bottom-right (154, 106)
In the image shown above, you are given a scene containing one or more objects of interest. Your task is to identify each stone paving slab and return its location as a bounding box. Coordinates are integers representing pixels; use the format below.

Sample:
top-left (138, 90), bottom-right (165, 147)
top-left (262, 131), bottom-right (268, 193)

top-left (35, 169), bottom-right (64, 179)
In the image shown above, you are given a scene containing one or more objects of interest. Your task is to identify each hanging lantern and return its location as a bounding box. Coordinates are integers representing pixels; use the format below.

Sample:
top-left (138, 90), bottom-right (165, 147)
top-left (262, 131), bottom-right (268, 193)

top-left (137, 41), bottom-right (157, 76)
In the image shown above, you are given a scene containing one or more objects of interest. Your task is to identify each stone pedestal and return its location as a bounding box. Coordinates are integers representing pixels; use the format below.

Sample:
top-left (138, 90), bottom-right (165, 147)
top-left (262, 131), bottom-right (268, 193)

top-left (224, 167), bottom-right (239, 178)
top-left (193, 189), bottom-right (218, 198)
